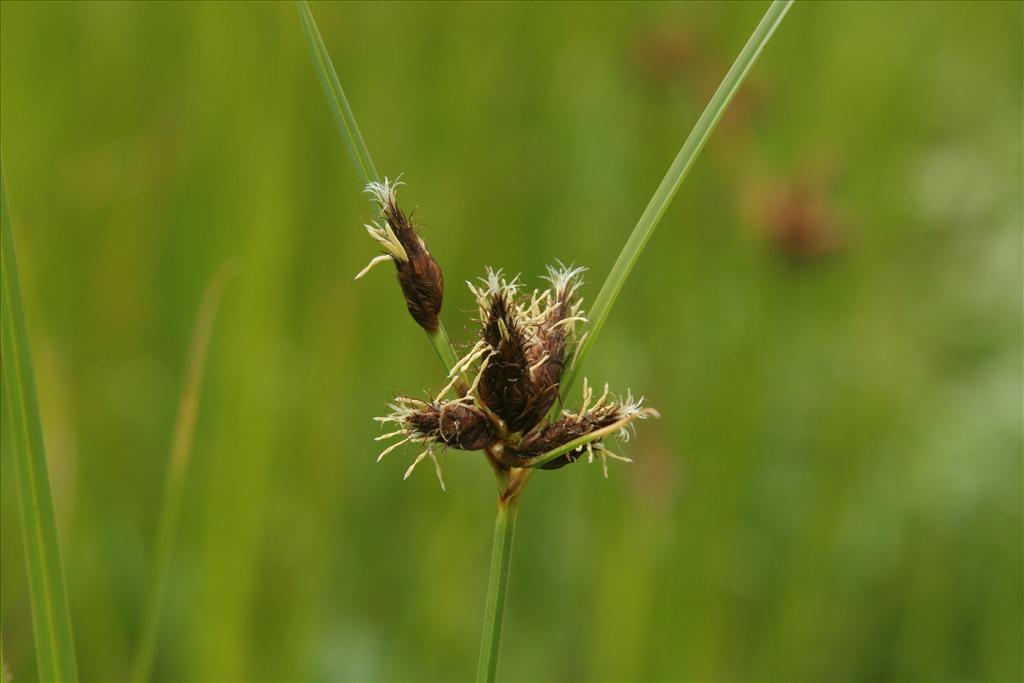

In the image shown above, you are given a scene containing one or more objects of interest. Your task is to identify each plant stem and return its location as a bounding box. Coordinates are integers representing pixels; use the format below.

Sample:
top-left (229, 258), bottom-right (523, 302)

top-left (560, 0), bottom-right (794, 400)
top-left (476, 488), bottom-right (521, 683)
top-left (1, 163), bottom-right (79, 682)
top-left (427, 326), bottom-right (460, 373)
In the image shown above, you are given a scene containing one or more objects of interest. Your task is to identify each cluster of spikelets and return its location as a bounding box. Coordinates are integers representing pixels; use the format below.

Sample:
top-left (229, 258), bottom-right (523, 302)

top-left (358, 178), bottom-right (656, 490)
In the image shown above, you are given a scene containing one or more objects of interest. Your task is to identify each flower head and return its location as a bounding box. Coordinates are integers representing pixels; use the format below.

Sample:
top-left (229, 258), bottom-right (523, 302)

top-left (376, 263), bottom-right (656, 488)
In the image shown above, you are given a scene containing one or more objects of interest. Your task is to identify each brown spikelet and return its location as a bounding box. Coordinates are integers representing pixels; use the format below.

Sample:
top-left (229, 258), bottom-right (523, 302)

top-left (510, 404), bottom-right (622, 469)
top-left (469, 265), bottom-right (585, 434)
top-left (362, 179), bottom-right (445, 333)
top-left (402, 399), bottom-right (499, 451)
top-left (477, 294), bottom-right (538, 433)
top-left (387, 202), bottom-right (444, 333)
top-left (521, 281), bottom-right (572, 424)
top-left (396, 251), bottom-right (444, 333)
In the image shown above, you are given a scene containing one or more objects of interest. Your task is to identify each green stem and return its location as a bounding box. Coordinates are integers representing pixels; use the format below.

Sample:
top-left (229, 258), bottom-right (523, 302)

top-left (427, 325), bottom-right (460, 374)
top-left (476, 492), bottom-right (521, 683)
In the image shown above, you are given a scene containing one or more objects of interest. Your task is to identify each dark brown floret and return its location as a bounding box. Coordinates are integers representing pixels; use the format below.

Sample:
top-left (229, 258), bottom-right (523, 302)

top-left (477, 294), bottom-right (545, 433)
top-left (510, 405), bottom-right (622, 469)
top-left (475, 272), bottom-right (585, 434)
top-left (406, 400), bottom-right (498, 451)
top-left (380, 194), bottom-right (445, 333)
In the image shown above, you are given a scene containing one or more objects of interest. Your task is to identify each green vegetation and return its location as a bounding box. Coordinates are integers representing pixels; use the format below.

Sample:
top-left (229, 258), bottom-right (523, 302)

top-left (1, 2), bottom-right (1021, 681)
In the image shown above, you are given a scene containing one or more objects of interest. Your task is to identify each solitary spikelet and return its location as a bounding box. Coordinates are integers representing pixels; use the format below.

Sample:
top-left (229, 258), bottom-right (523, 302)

top-left (356, 177), bottom-right (445, 333)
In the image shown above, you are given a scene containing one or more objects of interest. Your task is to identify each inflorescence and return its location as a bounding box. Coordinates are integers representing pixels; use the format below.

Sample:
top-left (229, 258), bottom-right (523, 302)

top-left (357, 178), bottom-right (657, 489)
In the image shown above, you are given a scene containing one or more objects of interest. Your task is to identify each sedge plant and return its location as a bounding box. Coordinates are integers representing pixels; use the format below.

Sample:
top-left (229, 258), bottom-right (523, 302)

top-left (297, 1), bottom-right (793, 680)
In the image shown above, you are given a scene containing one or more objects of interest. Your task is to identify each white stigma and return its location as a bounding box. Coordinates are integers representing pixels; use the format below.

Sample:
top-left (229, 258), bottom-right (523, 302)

top-left (543, 261), bottom-right (587, 299)
top-left (364, 176), bottom-right (404, 208)
top-left (356, 177), bottom-right (410, 279)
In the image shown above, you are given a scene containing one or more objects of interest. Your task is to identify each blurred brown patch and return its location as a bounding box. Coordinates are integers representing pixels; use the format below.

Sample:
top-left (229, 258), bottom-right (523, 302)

top-left (742, 159), bottom-right (847, 264)
top-left (632, 26), bottom-right (698, 90)
top-left (633, 26), bottom-right (843, 264)
top-left (631, 25), bottom-right (765, 158)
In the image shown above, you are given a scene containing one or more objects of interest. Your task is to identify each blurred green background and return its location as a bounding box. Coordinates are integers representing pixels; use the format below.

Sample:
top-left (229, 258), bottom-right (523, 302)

top-left (2, 1), bottom-right (1022, 681)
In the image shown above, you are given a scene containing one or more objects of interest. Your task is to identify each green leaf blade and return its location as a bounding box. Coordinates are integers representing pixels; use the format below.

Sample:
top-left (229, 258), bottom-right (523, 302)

top-left (561, 0), bottom-right (794, 399)
top-left (296, 0), bottom-right (379, 187)
top-left (130, 265), bottom-right (233, 682)
top-left (1, 166), bottom-right (79, 682)
top-left (296, 0), bottom-right (461, 374)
